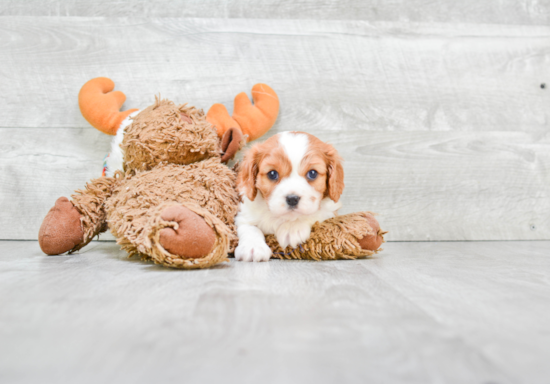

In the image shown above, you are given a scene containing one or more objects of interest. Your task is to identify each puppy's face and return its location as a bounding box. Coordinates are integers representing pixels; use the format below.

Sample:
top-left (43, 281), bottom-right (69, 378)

top-left (238, 132), bottom-right (344, 218)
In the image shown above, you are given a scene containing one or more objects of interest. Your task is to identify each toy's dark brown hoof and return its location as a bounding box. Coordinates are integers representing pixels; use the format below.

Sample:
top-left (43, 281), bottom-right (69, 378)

top-left (38, 197), bottom-right (84, 255)
top-left (357, 213), bottom-right (386, 251)
top-left (159, 206), bottom-right (215, 259)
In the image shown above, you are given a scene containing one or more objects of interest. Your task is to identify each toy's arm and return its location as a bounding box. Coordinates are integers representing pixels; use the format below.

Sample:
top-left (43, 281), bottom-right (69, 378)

top-left (207, 84), bottom-right (279, 143)
top-left (79, 77), bottom-right (139, 135)
top-left (266, 212), bottom-right (387, 261)
top-left (38, 176), bottom-right (119, 255)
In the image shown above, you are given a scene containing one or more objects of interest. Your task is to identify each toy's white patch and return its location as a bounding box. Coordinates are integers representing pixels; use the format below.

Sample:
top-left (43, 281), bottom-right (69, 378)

top-left (105, 110), bottom-right (140, 177)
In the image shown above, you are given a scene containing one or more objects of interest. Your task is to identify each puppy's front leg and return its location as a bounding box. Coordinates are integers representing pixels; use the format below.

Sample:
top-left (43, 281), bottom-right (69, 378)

top-left (235, 224), bottom-right (272, 262)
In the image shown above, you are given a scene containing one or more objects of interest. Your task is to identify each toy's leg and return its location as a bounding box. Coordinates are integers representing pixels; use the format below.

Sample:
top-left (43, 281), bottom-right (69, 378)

top-left (266, 212), bottom-right (386, 261)
top-left (111, 202), bottom-right (233, 269)
top-left (356, 213), bottom-right (386, 251)
top-left (38, 177), bottom-right (117, 255)
top-left (158, 206), bottom-right (215, 258)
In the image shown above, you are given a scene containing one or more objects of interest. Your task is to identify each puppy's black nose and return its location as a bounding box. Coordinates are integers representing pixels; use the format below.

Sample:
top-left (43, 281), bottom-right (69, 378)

top-left (286, 195), bottom-right (300, 207)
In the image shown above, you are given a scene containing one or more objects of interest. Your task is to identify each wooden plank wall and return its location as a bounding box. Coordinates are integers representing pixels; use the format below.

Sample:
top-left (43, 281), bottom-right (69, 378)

top-left (1, 0), bottom-right (549, 25)
top-left (0, 2), bottom-right (549, 241)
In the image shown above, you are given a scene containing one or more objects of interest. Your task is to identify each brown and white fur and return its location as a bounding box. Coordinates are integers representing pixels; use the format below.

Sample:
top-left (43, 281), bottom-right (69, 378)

top-left (235, 131), bottom-right (344, 262)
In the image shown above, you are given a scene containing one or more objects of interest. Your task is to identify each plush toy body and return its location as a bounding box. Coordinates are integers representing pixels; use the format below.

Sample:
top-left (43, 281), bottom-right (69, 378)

top-left (39, 78), bottom-right (278, 269)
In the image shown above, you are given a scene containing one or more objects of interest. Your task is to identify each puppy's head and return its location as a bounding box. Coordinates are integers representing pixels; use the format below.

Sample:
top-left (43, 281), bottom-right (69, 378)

top-left (238, 131), bottom-right (344, 217)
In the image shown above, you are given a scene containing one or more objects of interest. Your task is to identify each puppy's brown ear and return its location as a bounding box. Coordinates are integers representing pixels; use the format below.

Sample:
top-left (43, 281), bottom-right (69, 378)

top-left (326, 144), bottom-right (344, 202)
top-left (238, 146), bottom-right (260, 201)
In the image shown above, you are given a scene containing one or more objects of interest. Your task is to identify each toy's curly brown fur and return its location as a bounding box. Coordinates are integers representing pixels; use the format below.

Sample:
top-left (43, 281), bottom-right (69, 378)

top-left (122, 98), bottom-right (221, 175)
top-left (40, 96), bottom-right (241, 269)
top-left (106, 158), bottom-right (239, 260)
top-left (71, 176), bottom-right (119, 252)
top-left (266, 212), bottom-right (385, 261)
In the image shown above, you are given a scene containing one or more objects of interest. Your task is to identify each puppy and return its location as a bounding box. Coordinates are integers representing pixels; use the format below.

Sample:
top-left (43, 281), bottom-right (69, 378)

top-left (235, 131), bottom-right (344, 262)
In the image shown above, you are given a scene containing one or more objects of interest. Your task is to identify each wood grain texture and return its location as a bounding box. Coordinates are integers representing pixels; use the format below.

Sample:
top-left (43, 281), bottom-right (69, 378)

top-left (0, 17), bottom-right (548, 132)
top-left (1, 0), bottom-right (549, 25)
top-left (0, 16), bottom-right (549, 241)
top-left (0, 127), bottom-right (113, 240)
top-left (1, 240), bottom-right (549, 383)
top-left (1, 127), bottom-right (548, 241)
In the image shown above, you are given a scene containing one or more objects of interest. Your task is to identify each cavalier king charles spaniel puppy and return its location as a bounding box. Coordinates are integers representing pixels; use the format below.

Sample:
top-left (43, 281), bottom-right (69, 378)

top-left (235, 131), bottom-right (344, 262)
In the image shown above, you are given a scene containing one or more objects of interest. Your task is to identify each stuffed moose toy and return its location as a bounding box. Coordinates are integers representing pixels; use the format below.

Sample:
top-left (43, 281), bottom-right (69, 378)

top-left (38, 78), bottom-right (385, 269)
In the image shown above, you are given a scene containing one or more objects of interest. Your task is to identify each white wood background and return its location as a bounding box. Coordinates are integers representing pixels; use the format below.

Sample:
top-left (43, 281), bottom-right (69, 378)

top-left (0, 2), bottom-right (549, 241)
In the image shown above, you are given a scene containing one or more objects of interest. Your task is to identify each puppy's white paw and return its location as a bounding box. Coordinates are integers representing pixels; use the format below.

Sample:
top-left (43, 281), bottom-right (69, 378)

top-left (235, 239), bottom-right (272, 262)
top-left (292, 225), bottom-right (311, 247)
top-left (278, 223), bottom-right (312, 248)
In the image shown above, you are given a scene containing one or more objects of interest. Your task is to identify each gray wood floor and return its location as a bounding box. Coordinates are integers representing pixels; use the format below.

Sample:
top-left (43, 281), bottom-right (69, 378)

top-left (1, 240), bottom-right (549, 384)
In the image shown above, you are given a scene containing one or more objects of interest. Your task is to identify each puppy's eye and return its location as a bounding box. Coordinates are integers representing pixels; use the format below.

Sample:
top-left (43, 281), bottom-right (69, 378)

top-left (267, 170), bottom-right (279, 181)
top-left (306, 170), bottom-right (318, 180)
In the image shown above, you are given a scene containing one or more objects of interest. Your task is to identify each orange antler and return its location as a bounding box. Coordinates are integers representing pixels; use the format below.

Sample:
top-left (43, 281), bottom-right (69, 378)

top-left (207, 83), bottom-right (279, 142)
top-left (78, 77), bottom-right (139, 135)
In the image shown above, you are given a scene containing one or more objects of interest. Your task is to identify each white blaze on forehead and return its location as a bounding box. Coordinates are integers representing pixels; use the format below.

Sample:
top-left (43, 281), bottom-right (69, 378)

top-left (278, 132), bottom-right (309, 175)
